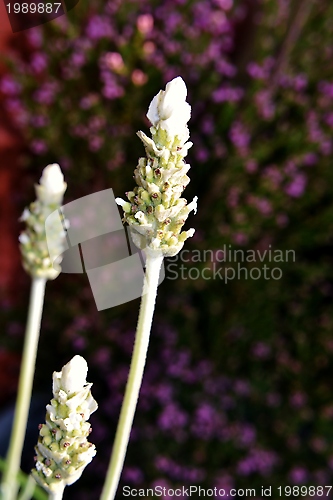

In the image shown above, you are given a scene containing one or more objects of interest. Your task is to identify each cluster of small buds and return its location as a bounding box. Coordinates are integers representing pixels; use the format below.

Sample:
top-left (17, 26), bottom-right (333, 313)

top-left (19, 163), bottom-right (67, 280)
top-left (32, 356), bottom-right (98, 496)
top-left (116, 77), bottom-right (197, 257)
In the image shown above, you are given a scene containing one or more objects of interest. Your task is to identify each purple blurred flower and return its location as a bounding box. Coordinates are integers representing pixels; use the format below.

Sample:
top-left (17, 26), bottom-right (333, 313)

top-left (229, 121), bottom-right (250, 154)
top-left (158, 403), bottom-right (188, 433)
top-left (237, 448), bottom-right (278, 476)
top-left (285, 173), bottom-right (307, 198)
top-left (289, 466), bottom-right (308, 484)
top-left (212, 86), bottom-right (244, 103)
top-left (318, 81), bottom-right (333, 98)
top-left (86, 15), bottom-right (113, 40)
top-left (30, 53), bottom-right (48, 73)
top-left (0, 76), bottom-right (21, 95)
top-left (33, 82), bottom-right (59, 105)
top-left (31, 139), bottom-right (47, 155)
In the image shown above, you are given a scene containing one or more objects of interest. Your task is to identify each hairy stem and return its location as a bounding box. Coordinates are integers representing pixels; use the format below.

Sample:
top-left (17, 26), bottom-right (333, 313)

top-left (100, 255), bottom-right (163, 500)
top-left (1, 278), bottom-right (46, 500)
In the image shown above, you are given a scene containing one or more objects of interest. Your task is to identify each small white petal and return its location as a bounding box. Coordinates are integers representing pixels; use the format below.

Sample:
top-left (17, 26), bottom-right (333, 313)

top-left (187, 196), bottom-right (198, 215)
top-left (61, 355), bottom-right (88, 394)
top-left (19, 233), bottom-right (30, 245)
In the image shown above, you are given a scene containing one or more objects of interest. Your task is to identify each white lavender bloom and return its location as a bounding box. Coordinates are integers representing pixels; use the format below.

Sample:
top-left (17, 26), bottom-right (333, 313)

top-left (19, 163), bottom-right (67, 279)
top-left (35, 163), bottom-right (67, 205)
top-left (32, 356), bottom-right (98, 497)
top-left (116, 76), bottom-right (197, 257)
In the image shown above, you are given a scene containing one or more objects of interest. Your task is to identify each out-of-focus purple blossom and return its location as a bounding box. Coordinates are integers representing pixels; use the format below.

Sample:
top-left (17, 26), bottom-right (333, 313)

top-left (210, 11), bottom-right (231, 35)
top-left (234, 379), bottom-right (251, 396)
top-left (257, 198), bottom-right (273, 216)
top-left (264, 165), bottom-right (283, 187)
top-left (70, 52), bottom-right (86, 68)
top-left (158, 403), bottom-right (188, 433)
top-left (33, 82), bottom-right (59, 105)
top-left (252, 342), bottom-right (271, 359)
top-left (155, 456), bottom-right (205, 482)
top-left (26, 27), bottom-right (43, 48)
top-left (214, 0), bottom-right (233, 10)
top-left (71, 336), bottom-right (86, 351)
top-left (31, 139), bottom-right (47, 155)
top-left (229, 121), bottom-right (250, 154)
top-left (214, 474), bottom-right (234, 498)
top-left (136, 14), bottom-right (154, 35)
top-left (30, 52), bottom-right (48, 73)
top-left (216, 59), bottom-right (237, 77)
top-left (233, 232), bottom-right (248, 245)
top-left (284, 160), bottom-right (297, 175)
top-left (131, 69), bottom-right (148, 86)
top-left (237, 424), bottom-right (256, 447)
top-left (318, 81), bottom-right (333, 98)
top-left (191, 403), bottom-right (223, 440)
top-left (71, 124), bottom-right (88, 138)
top-left (89, 136), bottom-right (104, 152)
top-left (91, 347), bottom-right (110, 367)
top-left (247, 62), bottom-right (268, 80)
top-left (303, 152), bottom-right (318, 166)
top-left (102, 52), bottom-right (125, 73)
top-left (196, 147), bottom-right (209, 163)
top-left (201, 117), bottom-right (215, 135)
top-left (102, 81), bottom-right (124, 100)
top-left (255, 90), bottom-right (275, 120)
top-left (245, 159), bottom-right (258, 173)
top-left (307, 111), bottom-right (325, 144)
top-left (324, 112), bottom-right (333, 128)
top-left (276, 213), bottom-right (289, 227)
top-left (143, 41), bottom-right (156, 56)
top-left (86, 15), bottom-right (113, 40)
top-left (285, 173), bottom-right (307, 198)
top-left (227, 187), bottom-right (239, 208)
top-left (237, 448), bottom-right (278, 476)
top-left (154, 383), bottom-right (174, 404)
top-left (289, 466), bottom-right (308, 484)
top-left (30, 115), bottom-right (49, 128)
top-left (0, 76), bottom-right (21, 96)
top-left (212, 86), bottom-right (244, 103)
top-left (122, 467), bottom-right (144, 484)
top-left (294, 74), bottom-right (308, 92)
top-left (80, 93), bottom-right (100, 110)
top-left (4, 98), bottom-right (28, 126)
top-left (289, 391), bottom-right (307, 409)
top-left (88, 116), bottom-right (106, 132)
top-left (320, 139), bottom-right (332, 156)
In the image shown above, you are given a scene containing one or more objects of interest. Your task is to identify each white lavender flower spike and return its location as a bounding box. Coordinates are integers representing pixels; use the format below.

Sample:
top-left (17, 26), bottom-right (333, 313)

top-left (32, 356), bottom-right (98, 497)
top-left (116, 76), bottom-right (197, 257)
top-left (19, 163), bottom-right (67, 280)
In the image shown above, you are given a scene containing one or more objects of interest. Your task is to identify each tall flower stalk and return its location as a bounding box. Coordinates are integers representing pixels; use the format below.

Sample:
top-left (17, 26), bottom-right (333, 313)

top-left (100, 76), bottom-right (197, 500)
top-left (1, 164), bottom-right (67, 500)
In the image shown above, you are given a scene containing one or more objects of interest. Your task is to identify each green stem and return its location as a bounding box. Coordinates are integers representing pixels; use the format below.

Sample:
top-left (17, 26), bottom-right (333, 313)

top-left (1, 278), bottom-right (47, 500)
top-left (100, 254), bottom-right (163, 500)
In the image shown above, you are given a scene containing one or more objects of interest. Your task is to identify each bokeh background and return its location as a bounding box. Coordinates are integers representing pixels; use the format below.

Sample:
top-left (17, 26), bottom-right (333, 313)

top-left (1, 0), bottom-right (333, 498)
